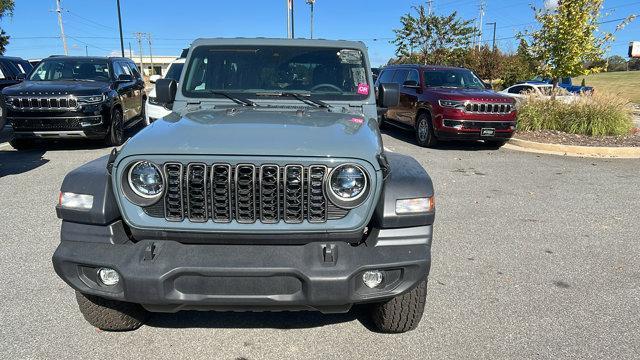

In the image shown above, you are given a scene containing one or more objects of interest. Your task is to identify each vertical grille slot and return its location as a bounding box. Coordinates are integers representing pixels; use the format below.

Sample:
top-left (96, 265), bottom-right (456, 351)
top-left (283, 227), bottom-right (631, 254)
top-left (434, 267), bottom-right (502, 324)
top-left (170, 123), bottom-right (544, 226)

top-left (50, 98), bottom-right (59, 107)
top-left (284, 165), bottom-right (304, 223)
top-left (211, 164), bottom-right (232, 222)
top-left (259, 165), bottom-right (280, 223)
top-left (186, 163), bottom-right (207, 222)
top-left (59, 98), bottom-right (68, 108)
top-left (235, 164), bottom-right (256, 223)
top-left (163, 163), bottom-right (184, 221)
top-left (307, 165), bottom-right (327, 223)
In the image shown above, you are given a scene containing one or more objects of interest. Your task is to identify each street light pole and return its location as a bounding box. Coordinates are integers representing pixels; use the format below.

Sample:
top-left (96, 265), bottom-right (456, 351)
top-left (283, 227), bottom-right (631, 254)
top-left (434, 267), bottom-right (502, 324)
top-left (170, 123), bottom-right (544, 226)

top-left (486, 22), bottom-right (497, 87)
top-left (116, 0), bottom-right (125, 57)
top-left (306, 0), bottom-right (315, 39)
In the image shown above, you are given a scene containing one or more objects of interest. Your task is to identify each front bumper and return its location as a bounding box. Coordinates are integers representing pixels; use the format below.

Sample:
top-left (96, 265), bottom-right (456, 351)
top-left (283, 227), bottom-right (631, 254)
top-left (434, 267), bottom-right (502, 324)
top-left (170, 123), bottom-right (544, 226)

top-left (52, 222), bottom-right (432, 313)
top-left (436, 119), bottom-right (516, 140)
top-left (9, 115), bottom-right (107, 139)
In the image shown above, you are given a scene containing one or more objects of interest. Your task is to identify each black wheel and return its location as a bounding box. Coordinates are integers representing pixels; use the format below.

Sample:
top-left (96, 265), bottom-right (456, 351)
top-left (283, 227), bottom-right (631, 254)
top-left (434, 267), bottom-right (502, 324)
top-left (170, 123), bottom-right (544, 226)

top-left (370, 278), bottom-right (428, 333)
top-left (415, 112), bottom-right (437, 148)
top-left (9, 138), bottom-right (34, 151)
top-left (378, 114), bottom-right (388, 130)
top-left (75, 291), bottom-right (148, 331)
top-left (106, 107), bottom-right (125, 146)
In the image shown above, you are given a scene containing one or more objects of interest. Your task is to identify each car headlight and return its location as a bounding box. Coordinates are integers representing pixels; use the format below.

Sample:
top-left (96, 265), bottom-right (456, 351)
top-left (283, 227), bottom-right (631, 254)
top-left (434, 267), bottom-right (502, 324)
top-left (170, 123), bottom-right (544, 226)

top-left (123, 161), bottom-right (164, 206)
top-left (438, 99), bottom-right (466, 109)
top-left (77, 94), bottom-right (105, 104)
top-left (326, 164), bottom-right (369, 209)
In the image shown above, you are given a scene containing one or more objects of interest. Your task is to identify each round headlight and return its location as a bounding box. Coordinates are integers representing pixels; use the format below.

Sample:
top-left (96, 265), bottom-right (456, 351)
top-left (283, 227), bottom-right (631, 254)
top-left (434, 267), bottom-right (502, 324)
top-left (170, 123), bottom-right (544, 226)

top-left (327, 164), bottom-right (369, 208)
top-left (127, 161), bottom-right (164, 198)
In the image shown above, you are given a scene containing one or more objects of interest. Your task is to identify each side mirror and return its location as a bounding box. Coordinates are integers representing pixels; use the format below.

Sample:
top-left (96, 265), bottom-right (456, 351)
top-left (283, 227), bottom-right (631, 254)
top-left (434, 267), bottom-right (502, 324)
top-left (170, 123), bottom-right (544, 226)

top-left (483, 82), bottom-right (493, 90)
top-left (156, 78), bottom-right (177, 104)
top-left (117, 74), bottom-right (133, 82)
top-left (403, 80), bottom-right (420, 88)
top-left (149, 74), bottom-right (162, 84)
top-left (16, 73), bottom-right (26, 81)
top-left (378, 83), bottom-right (400, 108)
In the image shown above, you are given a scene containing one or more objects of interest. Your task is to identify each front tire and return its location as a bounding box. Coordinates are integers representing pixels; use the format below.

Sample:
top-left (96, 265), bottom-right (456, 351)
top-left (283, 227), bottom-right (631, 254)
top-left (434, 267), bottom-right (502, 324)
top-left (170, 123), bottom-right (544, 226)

top-left (106, 107), bottom-right (125, 146)
top-left (370, 278), bottom-right (428, 333)
top-left (9, 138), bottom-right (35, 151)
top-left (75, 291), bottom-right (148, 331)
top-left (415, 113), bottom-right (437, 148)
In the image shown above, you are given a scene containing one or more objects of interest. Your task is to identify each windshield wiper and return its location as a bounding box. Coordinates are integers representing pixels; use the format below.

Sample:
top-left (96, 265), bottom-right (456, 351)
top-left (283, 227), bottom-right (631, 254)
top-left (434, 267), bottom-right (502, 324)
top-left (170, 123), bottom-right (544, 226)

top-left (256, 91), bottom-right (331, 108)
top-left (203, 90), bottom-right (257, 107)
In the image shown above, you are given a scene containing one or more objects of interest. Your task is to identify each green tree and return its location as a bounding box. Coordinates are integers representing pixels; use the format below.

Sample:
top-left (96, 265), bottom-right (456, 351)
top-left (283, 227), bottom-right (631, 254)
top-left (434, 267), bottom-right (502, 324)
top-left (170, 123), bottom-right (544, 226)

top-left (391, 4), bottom-right (477, 66)
top-left (0, 0), bottom-right (14, 54)
top-left (606, 55), bottom-right (628, 72)
top-left (520, 0), bottom-right (615, 88)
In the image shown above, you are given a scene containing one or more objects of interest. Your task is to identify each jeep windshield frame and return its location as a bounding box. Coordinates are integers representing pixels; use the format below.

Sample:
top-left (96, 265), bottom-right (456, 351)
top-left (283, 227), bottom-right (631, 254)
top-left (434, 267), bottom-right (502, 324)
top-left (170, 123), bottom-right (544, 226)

top-left (181, 45), bottom-right (371, 101)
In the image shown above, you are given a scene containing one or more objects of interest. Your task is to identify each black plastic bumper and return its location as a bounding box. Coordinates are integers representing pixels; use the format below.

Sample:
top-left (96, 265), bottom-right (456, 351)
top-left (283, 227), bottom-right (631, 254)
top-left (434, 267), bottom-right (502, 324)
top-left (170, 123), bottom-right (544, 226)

top-left (52, 223), bottom-right (432, 313)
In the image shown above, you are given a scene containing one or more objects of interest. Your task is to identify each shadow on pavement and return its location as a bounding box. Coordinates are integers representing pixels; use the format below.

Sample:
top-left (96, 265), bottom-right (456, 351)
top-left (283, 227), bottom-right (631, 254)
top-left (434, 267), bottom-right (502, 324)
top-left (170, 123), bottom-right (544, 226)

top-left (0, 148), bottom-right (49, 177)
top-left (145, 305), bottom-right (378, 331)
top-left (381, 125), bottom-right (504, 151)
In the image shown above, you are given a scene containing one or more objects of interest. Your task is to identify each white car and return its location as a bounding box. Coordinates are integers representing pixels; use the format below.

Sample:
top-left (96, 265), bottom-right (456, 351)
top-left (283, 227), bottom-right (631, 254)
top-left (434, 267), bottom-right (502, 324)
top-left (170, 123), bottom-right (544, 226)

top-left (500, 82), bottom-right (576, 104)
top-left (144, 58), bottom-right (185, 124)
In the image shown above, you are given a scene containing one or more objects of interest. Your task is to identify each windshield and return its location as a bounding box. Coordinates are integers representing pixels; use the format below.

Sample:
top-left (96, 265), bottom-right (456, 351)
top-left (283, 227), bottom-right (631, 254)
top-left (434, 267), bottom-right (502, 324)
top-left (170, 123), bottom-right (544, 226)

top-left (182, 45), bottom-right (369, 99)
top-left (164, 62), bottom-right (184, 81)
top-left (424, 68), bottom-right (485, 89)
top-left (28, 58), bottom-right (110, 81)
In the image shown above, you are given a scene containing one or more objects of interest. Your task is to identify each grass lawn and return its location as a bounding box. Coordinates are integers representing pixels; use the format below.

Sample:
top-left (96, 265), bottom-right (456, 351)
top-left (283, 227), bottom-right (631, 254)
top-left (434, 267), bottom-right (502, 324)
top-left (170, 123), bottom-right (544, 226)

top-left (576, 71), bottom-right (640, 104)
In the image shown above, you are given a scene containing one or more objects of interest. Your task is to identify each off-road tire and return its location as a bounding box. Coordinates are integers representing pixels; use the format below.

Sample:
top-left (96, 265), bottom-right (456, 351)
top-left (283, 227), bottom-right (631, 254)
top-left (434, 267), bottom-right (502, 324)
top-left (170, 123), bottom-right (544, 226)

top-left (9, 138), bottom-right (35, 151)
top-left (106, 107), bottom-right (125, 146)
top-left (415, 113), bottom-right (437, 148)
top-left (75, 291), bottom-right (148, 331)
top-left (370, 278), bottom-right (428, 333)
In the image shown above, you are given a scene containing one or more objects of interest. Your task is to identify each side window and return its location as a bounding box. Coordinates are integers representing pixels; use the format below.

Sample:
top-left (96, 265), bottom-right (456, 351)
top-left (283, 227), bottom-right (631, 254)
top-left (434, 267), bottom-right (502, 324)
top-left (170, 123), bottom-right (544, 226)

top-left (405, 69), bottom-right (420, 86)
top-left (392, 69), bottom-right (409, 84)
top-left (377, 69), bottom-right (395, 84)
top-left (112, 62), bottom-right (125, 79)
top-left (128, 62), bottom-right (141, 80)
top-left (119, 62), bottom-right (132, 75)
top-left (508, 86), bottom-right (523, 94)
top-left (519, 86), bottom-right (533, 94)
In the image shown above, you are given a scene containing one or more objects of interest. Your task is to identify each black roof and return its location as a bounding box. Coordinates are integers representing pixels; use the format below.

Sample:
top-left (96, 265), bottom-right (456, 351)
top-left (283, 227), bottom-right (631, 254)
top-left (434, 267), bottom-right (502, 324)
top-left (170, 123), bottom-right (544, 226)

top-left (45, 55), bottom-right (134, 61)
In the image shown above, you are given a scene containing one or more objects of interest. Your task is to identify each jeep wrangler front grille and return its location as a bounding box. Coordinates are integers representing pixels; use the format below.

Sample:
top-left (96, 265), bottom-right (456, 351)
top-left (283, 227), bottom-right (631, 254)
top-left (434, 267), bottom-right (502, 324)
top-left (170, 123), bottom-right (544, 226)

top-left (151, 163), bottom-right (343, 224)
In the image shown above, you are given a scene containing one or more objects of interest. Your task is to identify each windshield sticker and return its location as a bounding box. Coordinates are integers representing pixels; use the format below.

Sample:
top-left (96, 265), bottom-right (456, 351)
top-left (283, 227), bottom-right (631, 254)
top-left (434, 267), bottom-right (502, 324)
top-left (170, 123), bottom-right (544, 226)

top-left (338, 49), bottom-right (362, 64)
top-left (357, 83), bottom-right (370, 95)
top-left (350, 117), bottom-right (364, 124)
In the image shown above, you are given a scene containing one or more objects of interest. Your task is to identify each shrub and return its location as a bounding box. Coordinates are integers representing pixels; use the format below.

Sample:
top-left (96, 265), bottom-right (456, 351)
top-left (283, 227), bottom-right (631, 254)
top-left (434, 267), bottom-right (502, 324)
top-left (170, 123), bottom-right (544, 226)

top-left (516, 92), bottom-right (634, 136)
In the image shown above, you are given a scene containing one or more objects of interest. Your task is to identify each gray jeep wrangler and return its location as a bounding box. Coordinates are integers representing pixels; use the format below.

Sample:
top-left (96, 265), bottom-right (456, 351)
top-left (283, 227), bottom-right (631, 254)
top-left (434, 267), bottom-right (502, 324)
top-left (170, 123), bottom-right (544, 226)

top-left (52, 38), bottom-right (435, 333)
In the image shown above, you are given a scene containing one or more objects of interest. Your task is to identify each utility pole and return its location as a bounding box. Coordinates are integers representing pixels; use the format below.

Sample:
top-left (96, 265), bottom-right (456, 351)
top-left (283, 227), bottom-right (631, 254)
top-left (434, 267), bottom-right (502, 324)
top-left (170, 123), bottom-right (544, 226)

top-left (116, 0), bottom-right (125, 57)
top-left (287, 0), bottom-right (292, 38)
top-left (146, 33), bottom-right (154, 75)
top-left (55, 0), bottom-right (68, 55)
top-left (128, 42), bottom-right (133, 58)
top-left (291, 0), bottom-right (295, 38)
top-left (85, 45), bottom-right (88, 56)
top-left (427, 0), bottom-right (433, 15)
top-left (306, 0), bottom-right (315, 39)
top-left (477, 0), bottom-right (485, 50)
top-left (486, 21), bottom-right (497, 86)
top-left (134, 32), bottom-right (144, 76)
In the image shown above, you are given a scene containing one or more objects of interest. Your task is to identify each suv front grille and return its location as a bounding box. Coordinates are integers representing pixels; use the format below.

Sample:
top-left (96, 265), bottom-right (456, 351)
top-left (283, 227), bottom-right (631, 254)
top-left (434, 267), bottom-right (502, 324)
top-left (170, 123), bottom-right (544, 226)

top-left (464, 102), bottom-right (512, 114)
top-left (150, 163), bottom-right (345, 223)
top-left (9, 96), bottom-right (78, 111)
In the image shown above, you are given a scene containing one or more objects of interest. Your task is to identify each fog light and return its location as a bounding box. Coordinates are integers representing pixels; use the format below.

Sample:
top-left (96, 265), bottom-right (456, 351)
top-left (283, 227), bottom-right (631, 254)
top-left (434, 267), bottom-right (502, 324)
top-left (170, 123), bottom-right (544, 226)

top-left (362, 270), bottom-right (384, 288)
top-left (59, 192), bottom-right (94, 210)
top-left (395, 197), bottom-right (434, 214)
top-left (97, 268), bottom-right (120, 286)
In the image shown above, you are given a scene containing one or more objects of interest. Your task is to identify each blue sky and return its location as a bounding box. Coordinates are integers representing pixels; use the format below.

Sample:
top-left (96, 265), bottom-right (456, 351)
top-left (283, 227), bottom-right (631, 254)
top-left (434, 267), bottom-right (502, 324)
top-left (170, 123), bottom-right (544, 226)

top-left (2, 0), bottom-right (638, 66)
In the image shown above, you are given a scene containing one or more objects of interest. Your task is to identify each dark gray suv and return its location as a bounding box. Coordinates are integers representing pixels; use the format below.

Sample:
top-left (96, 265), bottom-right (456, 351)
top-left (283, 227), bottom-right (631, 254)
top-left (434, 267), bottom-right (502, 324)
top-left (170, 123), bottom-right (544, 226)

top-left (52, 38), bottom-right (436, 333)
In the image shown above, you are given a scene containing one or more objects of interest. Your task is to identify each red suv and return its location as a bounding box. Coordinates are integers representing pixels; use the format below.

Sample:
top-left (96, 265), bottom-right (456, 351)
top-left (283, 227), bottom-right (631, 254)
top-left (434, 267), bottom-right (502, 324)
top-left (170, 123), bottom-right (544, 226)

top-left (375, 65), bottom-right (517, 147)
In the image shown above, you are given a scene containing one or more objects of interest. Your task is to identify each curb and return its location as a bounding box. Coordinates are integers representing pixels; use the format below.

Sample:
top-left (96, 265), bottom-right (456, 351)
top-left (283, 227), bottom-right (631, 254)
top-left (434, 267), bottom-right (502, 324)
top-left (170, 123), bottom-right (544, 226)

top-left (505, 138), bottom-right (640, 159)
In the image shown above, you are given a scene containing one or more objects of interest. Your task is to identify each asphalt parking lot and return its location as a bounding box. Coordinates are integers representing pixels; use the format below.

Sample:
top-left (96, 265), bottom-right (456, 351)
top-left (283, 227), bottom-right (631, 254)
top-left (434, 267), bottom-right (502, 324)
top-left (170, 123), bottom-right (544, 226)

top-left (1, 125), bottom-right (639, 360)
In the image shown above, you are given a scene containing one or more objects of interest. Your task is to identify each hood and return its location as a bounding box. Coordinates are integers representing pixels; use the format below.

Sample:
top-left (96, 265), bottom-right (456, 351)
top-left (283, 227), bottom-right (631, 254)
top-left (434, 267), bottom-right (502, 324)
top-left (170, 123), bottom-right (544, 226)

top-left (430, 87), bottom-right (514, 102)
top-left (118, 108), bottom-right (383, 167)
top-left (1, 80), bottom-right (110, 96)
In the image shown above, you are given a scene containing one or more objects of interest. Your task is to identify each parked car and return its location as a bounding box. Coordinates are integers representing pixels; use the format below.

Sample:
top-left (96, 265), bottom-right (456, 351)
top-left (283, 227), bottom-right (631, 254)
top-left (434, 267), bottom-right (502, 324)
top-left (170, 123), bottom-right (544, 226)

top-left (52, 38), bottom-right (436, 334)
top-left (376, 64), bottom-right (517, 147)
top-left (500, 81), bottom-right (577, 104)
top-left (145, 57), bottom-right (185, 124)
top-left (2, 56), bottom-right (146, 149)
top-left (0, 56), bottom-right (33, 129)
top-left (532, 76), bottom-right (593, 94)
